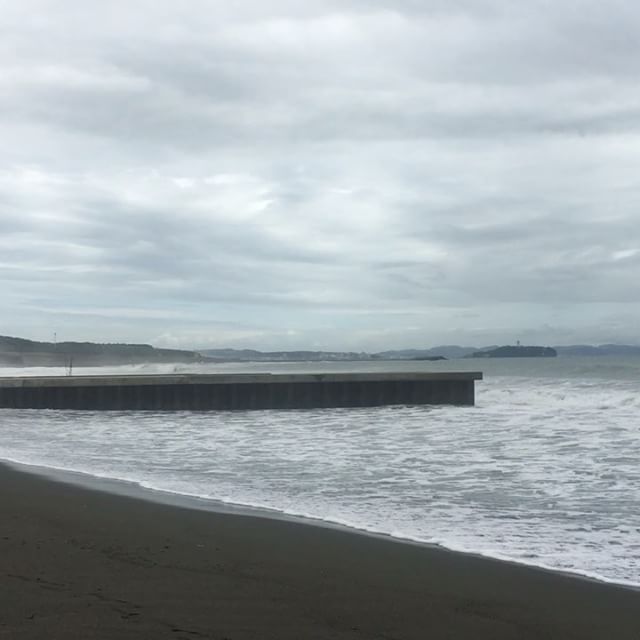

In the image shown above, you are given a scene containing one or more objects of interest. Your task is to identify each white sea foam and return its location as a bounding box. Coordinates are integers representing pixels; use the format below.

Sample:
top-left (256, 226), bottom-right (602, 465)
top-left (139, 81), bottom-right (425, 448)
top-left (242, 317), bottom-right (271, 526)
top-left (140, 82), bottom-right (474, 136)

top-left (1, 359), bottom-right (639, 587)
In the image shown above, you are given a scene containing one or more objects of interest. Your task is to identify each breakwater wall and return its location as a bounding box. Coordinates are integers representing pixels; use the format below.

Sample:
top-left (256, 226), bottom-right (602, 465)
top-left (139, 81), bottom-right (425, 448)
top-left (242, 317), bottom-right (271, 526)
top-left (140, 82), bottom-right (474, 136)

top-left (0, 372), bottom-right (482, 411)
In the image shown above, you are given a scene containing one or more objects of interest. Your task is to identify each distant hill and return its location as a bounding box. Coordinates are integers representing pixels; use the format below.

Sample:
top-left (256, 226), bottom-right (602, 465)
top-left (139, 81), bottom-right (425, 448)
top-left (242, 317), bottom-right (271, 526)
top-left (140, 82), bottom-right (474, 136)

top-left (0, 335), bottom-right (207, 367)
top-left (200, 348), bottom-right (373, 362)
top-left (375, 346), bottom-right (480, 360)
top-left (200, 343), bottom-right (640, 362)
top-left (554, 344), bottom-right (640, 357)
top-left (468, 345), bottom-right (557, 358)
top-left (5, 335), bottom-right (638, 368)
top-left (202, 345), bottom-right (490, 362)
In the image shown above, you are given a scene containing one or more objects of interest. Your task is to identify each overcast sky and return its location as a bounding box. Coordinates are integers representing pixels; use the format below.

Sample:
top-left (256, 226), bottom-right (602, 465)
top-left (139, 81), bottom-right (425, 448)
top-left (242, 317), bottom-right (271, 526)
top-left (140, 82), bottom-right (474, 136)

top-left (1, 0), bottom-right (639, 350)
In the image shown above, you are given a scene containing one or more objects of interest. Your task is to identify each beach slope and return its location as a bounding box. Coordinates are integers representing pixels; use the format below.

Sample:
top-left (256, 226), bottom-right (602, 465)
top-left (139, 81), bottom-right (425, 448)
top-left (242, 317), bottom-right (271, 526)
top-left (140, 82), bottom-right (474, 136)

top-left (1, 463), bottom-right (638, 639)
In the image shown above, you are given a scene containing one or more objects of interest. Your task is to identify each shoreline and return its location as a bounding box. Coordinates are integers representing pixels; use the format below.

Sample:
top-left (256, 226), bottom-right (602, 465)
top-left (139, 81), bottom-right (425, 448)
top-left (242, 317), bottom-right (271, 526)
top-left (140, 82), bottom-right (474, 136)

top-left (3, 456), bottom-right (639, 592)
top-left (1, 460), bottom-right (639, 639)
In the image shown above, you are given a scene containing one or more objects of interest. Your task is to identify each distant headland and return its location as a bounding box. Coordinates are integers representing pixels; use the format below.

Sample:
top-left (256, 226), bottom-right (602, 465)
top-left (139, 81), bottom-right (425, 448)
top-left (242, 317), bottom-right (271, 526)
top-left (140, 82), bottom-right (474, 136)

top-left (0, 335), bottom-right (207, 368)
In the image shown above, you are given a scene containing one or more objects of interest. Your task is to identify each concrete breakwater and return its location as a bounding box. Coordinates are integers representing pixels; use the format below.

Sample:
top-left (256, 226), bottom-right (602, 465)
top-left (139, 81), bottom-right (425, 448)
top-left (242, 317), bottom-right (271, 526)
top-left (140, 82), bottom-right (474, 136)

top-left (0, 372), bottom-right (482, 411)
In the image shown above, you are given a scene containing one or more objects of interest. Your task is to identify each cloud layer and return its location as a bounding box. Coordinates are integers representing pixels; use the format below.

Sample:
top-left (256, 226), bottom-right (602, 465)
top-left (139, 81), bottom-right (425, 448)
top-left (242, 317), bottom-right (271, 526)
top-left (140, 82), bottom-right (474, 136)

top-left (2, 1), bottom-right (639, 349)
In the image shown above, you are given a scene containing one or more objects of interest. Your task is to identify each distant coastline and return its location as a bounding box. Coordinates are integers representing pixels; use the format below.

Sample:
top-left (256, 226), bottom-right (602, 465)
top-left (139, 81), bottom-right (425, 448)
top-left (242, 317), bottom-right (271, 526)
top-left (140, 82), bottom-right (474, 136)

top-left (200, 343), bottom-right (639, 362)
top-left (2, 334), bottom-right (639, 367)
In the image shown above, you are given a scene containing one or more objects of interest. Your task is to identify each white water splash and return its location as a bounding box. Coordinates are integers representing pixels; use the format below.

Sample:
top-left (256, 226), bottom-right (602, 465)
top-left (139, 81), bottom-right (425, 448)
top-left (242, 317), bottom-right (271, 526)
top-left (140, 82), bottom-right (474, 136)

top-left (1, 361), bottom-right (639, 586)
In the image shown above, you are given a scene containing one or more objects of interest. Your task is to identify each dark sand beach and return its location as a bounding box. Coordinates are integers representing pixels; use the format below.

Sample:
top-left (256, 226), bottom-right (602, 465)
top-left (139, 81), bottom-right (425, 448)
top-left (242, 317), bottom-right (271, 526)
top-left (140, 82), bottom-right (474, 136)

top-left (1, 462), bottom-right (639, 639)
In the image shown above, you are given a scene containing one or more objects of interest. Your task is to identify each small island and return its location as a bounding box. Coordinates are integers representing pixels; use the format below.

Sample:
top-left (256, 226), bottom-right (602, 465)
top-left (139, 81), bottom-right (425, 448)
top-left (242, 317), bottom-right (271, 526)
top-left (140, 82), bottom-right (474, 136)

top-left (468, 345), bottom-right (557, 358)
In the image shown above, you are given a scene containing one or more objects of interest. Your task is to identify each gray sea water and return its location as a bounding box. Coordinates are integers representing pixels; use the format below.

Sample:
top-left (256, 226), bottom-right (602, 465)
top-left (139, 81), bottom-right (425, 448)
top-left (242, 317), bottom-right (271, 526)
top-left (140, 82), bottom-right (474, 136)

top-left (1, 357), bottom-right (639, 587)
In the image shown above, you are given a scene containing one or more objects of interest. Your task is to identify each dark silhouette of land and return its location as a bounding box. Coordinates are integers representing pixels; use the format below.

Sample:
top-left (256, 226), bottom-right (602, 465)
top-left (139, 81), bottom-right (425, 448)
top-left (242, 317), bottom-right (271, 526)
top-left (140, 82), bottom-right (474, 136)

top-left (2, 335), bottom-right (639, 368)
top-left (468, 345), bottom-right (557, 358)
top-left (202, 344), bottom-right (640, 361)
top-left (0, 335), bottom-right (206, 367)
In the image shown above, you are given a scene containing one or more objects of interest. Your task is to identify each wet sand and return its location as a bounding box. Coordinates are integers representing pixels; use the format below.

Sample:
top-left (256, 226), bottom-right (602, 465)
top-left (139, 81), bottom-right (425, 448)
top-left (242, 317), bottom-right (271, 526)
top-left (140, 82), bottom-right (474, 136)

top-left (1, 462), bottom-right (638, 639)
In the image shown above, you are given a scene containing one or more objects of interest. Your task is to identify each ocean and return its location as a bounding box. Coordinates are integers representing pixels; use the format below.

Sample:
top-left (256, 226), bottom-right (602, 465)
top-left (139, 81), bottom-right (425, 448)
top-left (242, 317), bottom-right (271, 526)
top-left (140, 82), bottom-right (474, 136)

top-left (1, 357), bottom-right (639, 587)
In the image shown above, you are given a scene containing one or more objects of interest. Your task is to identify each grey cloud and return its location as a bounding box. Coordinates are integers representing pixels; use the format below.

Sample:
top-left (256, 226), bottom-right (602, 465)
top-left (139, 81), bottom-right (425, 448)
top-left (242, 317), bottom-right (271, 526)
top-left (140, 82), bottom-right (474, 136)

top-left (5, 3), bottom-right (640, 152)
top-left (1, 0), bottom-right (640, 349)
